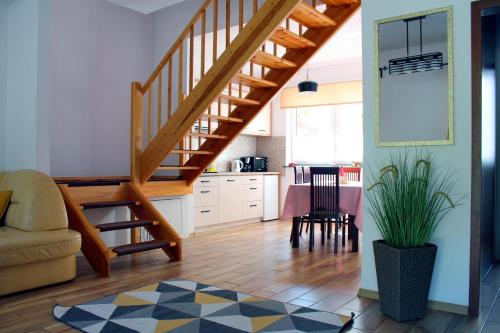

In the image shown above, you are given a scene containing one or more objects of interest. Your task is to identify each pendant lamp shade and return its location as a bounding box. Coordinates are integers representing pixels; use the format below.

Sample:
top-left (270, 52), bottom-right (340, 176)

top-left (298, 80), bottom-right (318, 94)
top-left (298, 63), bottom-right (318, 94)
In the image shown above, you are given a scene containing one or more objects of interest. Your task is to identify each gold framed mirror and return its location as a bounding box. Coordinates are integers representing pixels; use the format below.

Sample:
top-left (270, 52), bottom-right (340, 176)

top-left (375, 7), bottom-right (454, 146)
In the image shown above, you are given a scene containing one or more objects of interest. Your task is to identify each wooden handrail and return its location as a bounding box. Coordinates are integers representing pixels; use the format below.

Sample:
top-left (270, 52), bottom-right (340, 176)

top-left (142, 0), bottom-right (213, 93)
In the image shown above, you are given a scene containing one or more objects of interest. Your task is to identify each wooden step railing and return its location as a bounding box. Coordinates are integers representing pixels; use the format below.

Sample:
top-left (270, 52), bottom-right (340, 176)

top-left (132, 0), bottom-right (302, 183)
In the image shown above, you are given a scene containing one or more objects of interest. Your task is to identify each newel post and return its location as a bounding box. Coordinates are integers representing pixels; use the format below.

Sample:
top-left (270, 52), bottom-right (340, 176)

top-left (131, 81), bottom-right (143, 184)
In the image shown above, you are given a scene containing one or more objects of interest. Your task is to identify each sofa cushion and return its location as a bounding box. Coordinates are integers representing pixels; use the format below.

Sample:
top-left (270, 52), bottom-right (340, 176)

top-left (0, 170), bottom-right (68, 231)
top-left (0, 226), bottom-right (81, 268)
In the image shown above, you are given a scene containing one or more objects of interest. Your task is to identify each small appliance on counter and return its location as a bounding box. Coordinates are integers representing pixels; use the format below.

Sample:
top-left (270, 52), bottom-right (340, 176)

top-left (205, 163), bottom-right (217, 173)
top-left (230, 160), bottom-right (244, 172)
top-left (240, 156), bottom-right (268, 172)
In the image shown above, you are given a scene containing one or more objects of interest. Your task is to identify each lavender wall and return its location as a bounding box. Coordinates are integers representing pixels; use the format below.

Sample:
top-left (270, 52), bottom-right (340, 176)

top-left (49, 0), bottom-right (155, 176)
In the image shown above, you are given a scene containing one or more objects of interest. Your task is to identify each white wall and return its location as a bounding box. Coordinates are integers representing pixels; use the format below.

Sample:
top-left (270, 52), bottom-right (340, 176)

top-left (5, 0), bottom-right (49, 172)
top-left (48, 0), bottom-right (155, 177)
top-left (362, 0), bottom-right (472, 307)
top-left (0, 4), bottom-right (7, 170)
top-left (5, 0), bottom-right (44, 171)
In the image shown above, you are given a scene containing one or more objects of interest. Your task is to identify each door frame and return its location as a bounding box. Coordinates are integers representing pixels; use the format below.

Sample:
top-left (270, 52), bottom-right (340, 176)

top-left (470, 0), bottom-right (500, 317)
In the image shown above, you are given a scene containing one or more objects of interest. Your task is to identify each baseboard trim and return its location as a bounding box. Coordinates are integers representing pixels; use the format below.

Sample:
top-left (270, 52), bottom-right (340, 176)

top-left (357, 288), bottom-right (468, 316)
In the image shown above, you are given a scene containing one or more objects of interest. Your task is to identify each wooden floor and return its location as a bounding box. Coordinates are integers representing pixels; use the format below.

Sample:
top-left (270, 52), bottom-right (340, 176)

top-left (0, 220), bottom-right (487, 332)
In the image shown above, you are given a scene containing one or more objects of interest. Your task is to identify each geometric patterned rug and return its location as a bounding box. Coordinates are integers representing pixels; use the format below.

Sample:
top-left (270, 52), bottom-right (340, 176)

top-left (53, 279), bottom-right (354, 332)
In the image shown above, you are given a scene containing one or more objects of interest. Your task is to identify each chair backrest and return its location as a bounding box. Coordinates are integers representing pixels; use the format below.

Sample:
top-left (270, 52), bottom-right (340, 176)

top-left (302, 166), bottom-right (311, 183)
top-left (343, 167), bottom-right (361, 182)
top-left (309, 167), bottom-right (340, 220)
top-left (294, 166), bottom-right (304, 184)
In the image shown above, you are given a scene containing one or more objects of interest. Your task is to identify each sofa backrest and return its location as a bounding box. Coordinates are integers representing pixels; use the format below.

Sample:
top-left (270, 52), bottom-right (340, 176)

top-left (0, 170), bottom-right (68, 231)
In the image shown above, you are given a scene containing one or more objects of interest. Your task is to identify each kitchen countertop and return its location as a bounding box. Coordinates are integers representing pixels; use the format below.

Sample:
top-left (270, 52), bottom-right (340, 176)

top-left (199, 171), bottom-right (280, 177)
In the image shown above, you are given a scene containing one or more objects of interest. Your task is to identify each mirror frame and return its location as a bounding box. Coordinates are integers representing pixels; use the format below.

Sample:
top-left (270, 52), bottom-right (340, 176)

top-left (374, 6), bottom-right (454, 147)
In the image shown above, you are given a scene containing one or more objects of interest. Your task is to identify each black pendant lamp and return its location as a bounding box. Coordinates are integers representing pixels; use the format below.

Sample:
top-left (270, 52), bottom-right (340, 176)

top-left (298, 63), bottom-right (318, 94)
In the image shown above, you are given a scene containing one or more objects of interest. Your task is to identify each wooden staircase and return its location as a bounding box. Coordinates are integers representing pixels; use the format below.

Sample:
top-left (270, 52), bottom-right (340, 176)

top-left (59, 0), bottom-right (360, 277)
top-left (57, 179), bottom-right (185, 277)
top-left (135, 0), bottom-right (360, 184)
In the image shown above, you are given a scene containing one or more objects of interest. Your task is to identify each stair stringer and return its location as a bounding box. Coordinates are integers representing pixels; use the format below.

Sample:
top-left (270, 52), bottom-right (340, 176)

top-left (128, 182), bottom-right (182, 261)
top-left (182, 3), bottom-right (361, 183)
top-left (58, 184), bottom-right (111, 277)
top-left (139, 0), bottom-right (302, 183)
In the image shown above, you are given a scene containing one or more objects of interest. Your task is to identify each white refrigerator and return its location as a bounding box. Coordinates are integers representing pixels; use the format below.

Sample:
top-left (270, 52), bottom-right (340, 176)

top-left (263, 174), bottom-right (279, 221)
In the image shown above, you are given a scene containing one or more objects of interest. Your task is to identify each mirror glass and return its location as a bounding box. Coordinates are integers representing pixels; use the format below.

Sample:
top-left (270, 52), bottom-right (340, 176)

top-left (376, 8), bottom-right (453, 146)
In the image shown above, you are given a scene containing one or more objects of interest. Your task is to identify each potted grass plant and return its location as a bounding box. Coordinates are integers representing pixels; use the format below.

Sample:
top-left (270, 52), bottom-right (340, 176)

top-left (366, 151), bottom-right (457, 322)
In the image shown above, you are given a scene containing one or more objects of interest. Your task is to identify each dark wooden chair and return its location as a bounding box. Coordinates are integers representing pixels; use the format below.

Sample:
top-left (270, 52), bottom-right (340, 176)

top-left (302, 166), bottom-right (311, 183)
top-left (290, 166), bottom-right (308, 242)
top-left (341, 167), bottom-right (361, 241)
top-left (308, 167), bottom-right (345, 253)
top-left (342, 167), bottom-right (361, 182)
top-left (294, 166), bottom-right (304, 184)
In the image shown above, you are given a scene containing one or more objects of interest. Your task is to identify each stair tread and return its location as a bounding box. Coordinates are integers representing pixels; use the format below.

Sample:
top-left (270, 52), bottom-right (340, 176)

top-left (201, 114), bottom-right (244, 123)
top-left (171, 149), bottom-right (214, 155)
top-left (251, 50), bottom-right (296, 69)
top-left (271, 27), bottom-right (317, 49)
top-left (81, 200), bottom-right (138, 209)
top-left (290, 2), bottom-right (337, 28)
top-left (158, 165), bottom-right (201, 170)
top-left (321, 0), bottom-right (359, 6)
top-left (231, 73), bottom-right (278, 88)
top-left (186, 133), bottom-right (228, 139)
top-left (65, 180), bottom-right (123, 187)
top-left (96, 220), bottom-right (155, 232)
top-left (219, 94), bottom-right (260, 106)
top-left (112, 240), bottom-right (175, 256)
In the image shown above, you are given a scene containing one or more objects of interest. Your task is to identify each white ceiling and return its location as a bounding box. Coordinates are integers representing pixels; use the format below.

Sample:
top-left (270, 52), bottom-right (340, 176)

top-left (309, 9), bottom-right (362, 67)
top-left (104, 0), bottom-right (362, 67)
top-left (106, 0), bottom-right (186, 14)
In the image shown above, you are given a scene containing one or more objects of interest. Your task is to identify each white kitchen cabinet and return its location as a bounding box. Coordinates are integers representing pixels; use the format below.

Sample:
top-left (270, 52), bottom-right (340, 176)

top-left (218, 176), bottom-right (243, 223)
top-left (243, 103), bottom-right (271, 136)
top-left (194, 205), bottom-right (218, 227)
top-left (152, 198), bottom-right (183, 235)
top-left (193, 173), bottom-right (279, 230)
top-left (243, 201), bottom-right (264, 219)
top-left (193, 186), bottom-right (218, 207)
top-left (242, 184), bottom-right (263, 202)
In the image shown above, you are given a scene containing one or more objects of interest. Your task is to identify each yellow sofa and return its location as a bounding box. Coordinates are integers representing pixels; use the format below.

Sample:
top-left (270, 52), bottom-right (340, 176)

top-left (0, 170), bottom-right (81, 296)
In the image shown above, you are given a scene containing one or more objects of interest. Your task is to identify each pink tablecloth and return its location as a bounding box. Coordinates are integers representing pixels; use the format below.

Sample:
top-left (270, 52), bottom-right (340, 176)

top-left (282, 183), bottom-right (363, 231)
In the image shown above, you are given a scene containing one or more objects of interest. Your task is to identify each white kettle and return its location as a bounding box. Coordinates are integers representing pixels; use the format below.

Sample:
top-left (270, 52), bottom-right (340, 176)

top-left (231, 160), bottom-right (244, 173)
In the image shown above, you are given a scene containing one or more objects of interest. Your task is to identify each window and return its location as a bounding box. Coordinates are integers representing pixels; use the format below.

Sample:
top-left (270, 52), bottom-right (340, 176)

top-left (287, 103), bottom-right (363, 164)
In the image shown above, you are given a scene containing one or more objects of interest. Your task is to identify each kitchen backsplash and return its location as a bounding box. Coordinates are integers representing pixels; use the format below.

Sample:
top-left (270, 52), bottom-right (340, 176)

top-left (256, 136), bottom-right (285, 172)
top-left (213, 135), bottom-right (256, 172)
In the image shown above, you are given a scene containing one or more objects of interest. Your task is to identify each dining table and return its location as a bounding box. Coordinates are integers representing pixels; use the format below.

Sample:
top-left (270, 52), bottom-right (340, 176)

top-left (282, 182), bottom-right (363, 252)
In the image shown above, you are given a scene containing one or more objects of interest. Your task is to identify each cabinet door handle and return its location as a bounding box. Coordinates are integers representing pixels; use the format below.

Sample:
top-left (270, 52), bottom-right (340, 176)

top-left (201, 210), bottom-right (210, 213)
top-left (201, 180), bottom-right (210, 183)
top-left (226, 179), bottom-right (236, 182)
top-left (250, 178), bottom-right (257, 181)
top-left (200, 190), bottom-right (210, 194)
top-left (250, 187), bottom-right (257, 190)
top-left (250, 204), bottom-right (258, 207)
top-left (259, 129), bottom-right (266, 132)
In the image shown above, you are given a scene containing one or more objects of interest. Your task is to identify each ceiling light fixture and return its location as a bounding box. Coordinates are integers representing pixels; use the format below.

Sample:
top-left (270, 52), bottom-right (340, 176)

top-left (382, 15), bottom-right (447, 77)
top-left (298, 63), bottom-right (318, 94)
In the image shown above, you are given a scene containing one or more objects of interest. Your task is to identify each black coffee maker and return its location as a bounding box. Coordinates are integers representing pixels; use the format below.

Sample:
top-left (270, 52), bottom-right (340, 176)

top-left (240, 156), bottom-right (253, 172)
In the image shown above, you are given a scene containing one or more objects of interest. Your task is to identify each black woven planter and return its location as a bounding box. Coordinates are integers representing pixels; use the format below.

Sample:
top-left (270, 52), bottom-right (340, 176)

top-left (373, 240), bottom-right (437, 322)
